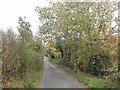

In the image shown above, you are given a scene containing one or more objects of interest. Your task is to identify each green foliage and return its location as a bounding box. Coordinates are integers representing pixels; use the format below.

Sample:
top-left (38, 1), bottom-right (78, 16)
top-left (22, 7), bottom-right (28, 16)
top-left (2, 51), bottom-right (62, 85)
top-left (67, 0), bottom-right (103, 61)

top-left (17, 17), bottom-right (33, 42)
top-left (19, 48), bottom-right (33, 73)
top-left (36, 1), bottom-right (118, 75)
top-left (88, 52), bottom-right (110, 76)
top-left (2, 17), bottom-right (44, 88)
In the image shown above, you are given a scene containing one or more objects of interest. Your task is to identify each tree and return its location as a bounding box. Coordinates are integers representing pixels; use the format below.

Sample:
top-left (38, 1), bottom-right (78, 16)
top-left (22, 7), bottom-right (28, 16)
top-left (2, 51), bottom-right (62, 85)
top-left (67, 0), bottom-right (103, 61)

top-left (2, 17), bottom-right (44, 87)
top-left (36, 2), bottom-right (118, 75)
top-left (17, 17), bottom-right (33, 43)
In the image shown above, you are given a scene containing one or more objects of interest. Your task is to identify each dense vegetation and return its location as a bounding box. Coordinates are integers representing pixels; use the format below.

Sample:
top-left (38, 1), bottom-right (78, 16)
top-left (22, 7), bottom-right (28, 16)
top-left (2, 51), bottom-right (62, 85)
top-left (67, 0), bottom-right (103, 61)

top-left (36, 2), bottom-right (119, 88)
top-left (2, 17), bottom-right (44, 88)
top-left (1, 1), bottom-right (119, 88)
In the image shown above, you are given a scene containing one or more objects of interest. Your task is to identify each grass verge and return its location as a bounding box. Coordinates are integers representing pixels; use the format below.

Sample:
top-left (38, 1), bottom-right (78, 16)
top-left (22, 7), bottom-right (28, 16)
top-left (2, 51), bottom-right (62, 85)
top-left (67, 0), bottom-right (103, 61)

top-left (49, 58), bottom-right (118, 89)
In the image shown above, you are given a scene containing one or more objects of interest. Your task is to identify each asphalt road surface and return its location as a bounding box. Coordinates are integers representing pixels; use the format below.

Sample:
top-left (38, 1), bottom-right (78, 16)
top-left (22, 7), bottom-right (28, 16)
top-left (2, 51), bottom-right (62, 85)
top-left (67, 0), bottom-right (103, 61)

top-left (40, 56), bottom-right (86, 89)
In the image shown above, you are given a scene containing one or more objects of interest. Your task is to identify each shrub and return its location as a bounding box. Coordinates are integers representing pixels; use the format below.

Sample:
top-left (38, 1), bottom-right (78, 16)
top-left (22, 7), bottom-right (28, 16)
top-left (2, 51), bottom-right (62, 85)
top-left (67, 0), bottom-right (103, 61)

top-left (2, 30), bottom-right (43, 88)
top-left (88, 51), bottom-right (110, 76)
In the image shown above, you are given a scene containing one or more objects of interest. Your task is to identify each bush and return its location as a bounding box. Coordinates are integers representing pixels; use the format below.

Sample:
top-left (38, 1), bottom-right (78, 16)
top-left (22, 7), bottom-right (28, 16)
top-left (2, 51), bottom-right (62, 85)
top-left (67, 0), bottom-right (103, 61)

top-left (2, 30), bottom-right (43, 88)
top-left (88, 51), bottom-right (110, 76)
top-left (2, 31), bottom-right (21, 86)
top-left (30, 52), bottom-right (43, 71)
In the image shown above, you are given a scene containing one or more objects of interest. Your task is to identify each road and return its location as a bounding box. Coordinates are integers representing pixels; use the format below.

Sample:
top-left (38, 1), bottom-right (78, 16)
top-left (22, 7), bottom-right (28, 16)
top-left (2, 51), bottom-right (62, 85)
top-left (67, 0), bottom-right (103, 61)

top-left (40, 56), bottom-right (87, 88)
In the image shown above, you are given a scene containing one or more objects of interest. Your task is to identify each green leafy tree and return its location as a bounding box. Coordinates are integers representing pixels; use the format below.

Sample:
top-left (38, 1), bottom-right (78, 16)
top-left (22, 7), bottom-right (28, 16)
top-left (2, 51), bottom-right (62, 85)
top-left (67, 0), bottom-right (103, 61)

top-left (36, 2), bottom-right (118, 75)
top-left (17, 17), bottom-right (33, 43)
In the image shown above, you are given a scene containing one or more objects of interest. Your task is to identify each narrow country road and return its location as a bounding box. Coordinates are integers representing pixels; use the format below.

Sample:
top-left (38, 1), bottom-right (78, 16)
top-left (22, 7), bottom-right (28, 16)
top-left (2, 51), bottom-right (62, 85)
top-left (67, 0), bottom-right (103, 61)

top-left (40, 56), bottom-right (86, 88)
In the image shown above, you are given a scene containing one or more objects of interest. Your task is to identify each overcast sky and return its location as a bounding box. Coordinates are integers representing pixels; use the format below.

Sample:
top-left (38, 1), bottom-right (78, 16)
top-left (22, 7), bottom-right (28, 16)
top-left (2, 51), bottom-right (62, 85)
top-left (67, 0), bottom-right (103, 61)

top-left (0, 0), bottom-right (49, 35)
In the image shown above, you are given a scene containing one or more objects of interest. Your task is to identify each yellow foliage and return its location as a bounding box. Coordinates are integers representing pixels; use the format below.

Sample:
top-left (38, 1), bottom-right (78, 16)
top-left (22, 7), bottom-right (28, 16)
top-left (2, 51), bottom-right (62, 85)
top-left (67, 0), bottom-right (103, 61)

top-left (46, 41), bottom-right (54, 48)
top-left (45, 41), bottom-right (61, 58)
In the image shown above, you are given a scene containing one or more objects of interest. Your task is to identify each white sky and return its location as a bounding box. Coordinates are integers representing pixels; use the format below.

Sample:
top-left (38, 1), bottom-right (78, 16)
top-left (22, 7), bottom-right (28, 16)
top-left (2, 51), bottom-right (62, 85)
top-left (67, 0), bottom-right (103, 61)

top-left (0, 0), bottom-right (49, 35)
